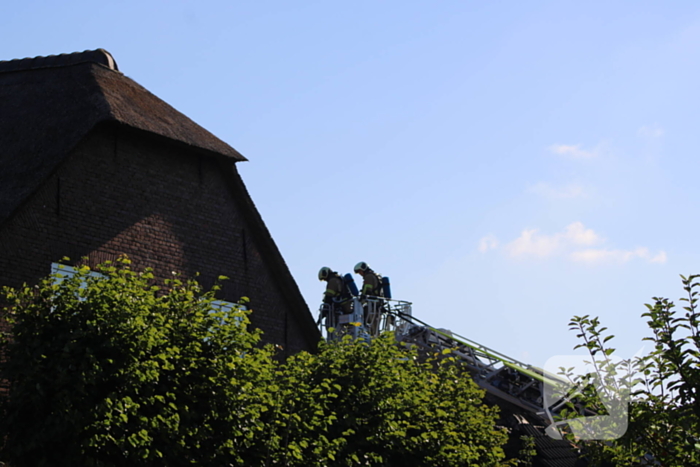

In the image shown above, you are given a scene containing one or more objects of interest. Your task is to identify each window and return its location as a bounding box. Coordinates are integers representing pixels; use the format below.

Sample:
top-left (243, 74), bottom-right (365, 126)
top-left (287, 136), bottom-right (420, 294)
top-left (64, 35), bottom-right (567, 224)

top-left (50, 262), bottom-right (105, 302)
top-left (50, 263), bottom-right (244, 322)
top-left (210, 300), bottom-right (246, 324)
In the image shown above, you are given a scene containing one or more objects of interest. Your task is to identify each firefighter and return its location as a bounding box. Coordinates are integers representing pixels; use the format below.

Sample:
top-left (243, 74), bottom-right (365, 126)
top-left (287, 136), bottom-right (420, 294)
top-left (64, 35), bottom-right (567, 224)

top-left (318, 267), bottom-right (352, 315)
top-left (353, 261), bottom-right (386, 333)
top-left (353, 262), bottom-right (383, 299)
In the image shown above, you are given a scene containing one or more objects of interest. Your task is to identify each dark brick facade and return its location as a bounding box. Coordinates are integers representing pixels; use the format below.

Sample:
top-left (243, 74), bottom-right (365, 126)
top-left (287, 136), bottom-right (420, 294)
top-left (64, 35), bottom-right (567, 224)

top-left (0, 123), bottom-right (318, 357)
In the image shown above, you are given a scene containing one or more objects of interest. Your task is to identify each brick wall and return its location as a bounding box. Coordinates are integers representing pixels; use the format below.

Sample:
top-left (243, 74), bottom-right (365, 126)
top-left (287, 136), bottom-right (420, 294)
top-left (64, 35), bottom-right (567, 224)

top-left (0, 123), bottom-right (317, 357)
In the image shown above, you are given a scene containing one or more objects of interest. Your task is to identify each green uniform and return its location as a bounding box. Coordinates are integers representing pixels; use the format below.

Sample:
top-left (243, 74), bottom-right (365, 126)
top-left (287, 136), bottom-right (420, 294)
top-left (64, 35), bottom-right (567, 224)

top-left (323, 273), bottom-right (352, 313)
top-left (360, 270), bottom-right (382, 297)
top-left (323, 274), bottom-right (344, 303)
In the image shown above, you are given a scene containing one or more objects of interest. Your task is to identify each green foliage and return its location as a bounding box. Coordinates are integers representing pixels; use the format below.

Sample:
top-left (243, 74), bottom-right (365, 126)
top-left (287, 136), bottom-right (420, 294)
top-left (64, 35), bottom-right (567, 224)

top-left (563, 274), bottom-right (700, 466)
top-left (516, 435), bottom-right (536, 467)
top-left (1, 258), bottom-right (509, 466)
top-left (274, 334), bottom-right (509, 466)
top-left (0, 258), bottom-right (277, 466)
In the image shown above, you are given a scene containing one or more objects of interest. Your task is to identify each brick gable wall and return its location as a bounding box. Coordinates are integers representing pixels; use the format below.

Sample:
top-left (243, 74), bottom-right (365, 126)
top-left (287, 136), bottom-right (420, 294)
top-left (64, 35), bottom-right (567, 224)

top-left (0, 124), bottom-right (316, 360)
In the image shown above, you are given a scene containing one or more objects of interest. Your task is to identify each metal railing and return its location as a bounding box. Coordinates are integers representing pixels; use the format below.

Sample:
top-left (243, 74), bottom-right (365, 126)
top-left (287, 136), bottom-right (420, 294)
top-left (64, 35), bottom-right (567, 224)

top-left (318, 296), bottom-right (413, 341)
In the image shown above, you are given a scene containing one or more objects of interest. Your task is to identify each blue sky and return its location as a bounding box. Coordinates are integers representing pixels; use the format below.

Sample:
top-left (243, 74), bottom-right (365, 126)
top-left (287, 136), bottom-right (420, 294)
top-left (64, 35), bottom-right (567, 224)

top-left (4, 1), bottom-right (700, 367)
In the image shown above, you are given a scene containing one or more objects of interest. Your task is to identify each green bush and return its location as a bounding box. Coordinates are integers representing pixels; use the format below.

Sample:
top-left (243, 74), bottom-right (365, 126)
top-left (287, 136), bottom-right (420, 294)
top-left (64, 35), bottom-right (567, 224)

top-left (0, 258), bottom-right (275, 466)
top-left (274, 333), bottom-right (509, 466)
top-left (564, 274), bottom-right (700, 466)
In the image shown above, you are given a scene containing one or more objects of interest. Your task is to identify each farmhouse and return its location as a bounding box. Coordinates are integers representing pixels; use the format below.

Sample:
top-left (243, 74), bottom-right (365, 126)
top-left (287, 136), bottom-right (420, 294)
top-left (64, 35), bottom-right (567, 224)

top-left (0, 49), bottom-right (320, 356)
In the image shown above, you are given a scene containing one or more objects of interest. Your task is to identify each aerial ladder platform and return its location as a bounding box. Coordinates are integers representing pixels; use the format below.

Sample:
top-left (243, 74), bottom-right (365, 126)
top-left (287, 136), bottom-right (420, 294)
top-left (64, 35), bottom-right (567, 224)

top-left (317, 295), bottom-right (573, 431)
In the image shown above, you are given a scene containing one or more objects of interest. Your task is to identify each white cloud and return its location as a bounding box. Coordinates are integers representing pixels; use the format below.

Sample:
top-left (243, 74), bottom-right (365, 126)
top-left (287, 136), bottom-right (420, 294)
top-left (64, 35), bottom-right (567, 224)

top-left (478, 234), bottom-right (499, 253)
top-left (527, 182), bottom-right (588, 199)
top-left (549, 144), bottom-right (598, 159)
top-left (563, 222), bottom-right (601, 246)
top-left (505, 228), bottom-right (558, 257)
top-left (571, 248), bottom-right (668, 265)
top-left (637, 125), bottom-right (665, 139)
top-left (498, 222), bottom-right (665, 265)
top-left (505, 222), bottom-right (602, 258)
top-left (650, 251), bottom-right (668, 263)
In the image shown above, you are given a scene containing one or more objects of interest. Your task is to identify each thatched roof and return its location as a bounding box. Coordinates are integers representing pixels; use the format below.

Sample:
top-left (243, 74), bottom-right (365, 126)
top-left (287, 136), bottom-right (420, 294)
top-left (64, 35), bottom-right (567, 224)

top-left (0, 48), bottom-right (246, 225)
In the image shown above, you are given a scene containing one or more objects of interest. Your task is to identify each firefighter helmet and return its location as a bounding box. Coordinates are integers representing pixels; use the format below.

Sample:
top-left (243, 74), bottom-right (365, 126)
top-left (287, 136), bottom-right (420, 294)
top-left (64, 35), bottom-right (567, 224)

top-left (354, 261), bottom-right (370, 274)
top-left (318, 267), bottom-right (332, 281)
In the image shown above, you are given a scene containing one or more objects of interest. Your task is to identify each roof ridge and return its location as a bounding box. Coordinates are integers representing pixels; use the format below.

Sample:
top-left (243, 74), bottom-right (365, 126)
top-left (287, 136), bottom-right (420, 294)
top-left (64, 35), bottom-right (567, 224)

top-left (0, 49), bottom-right (119, 74)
